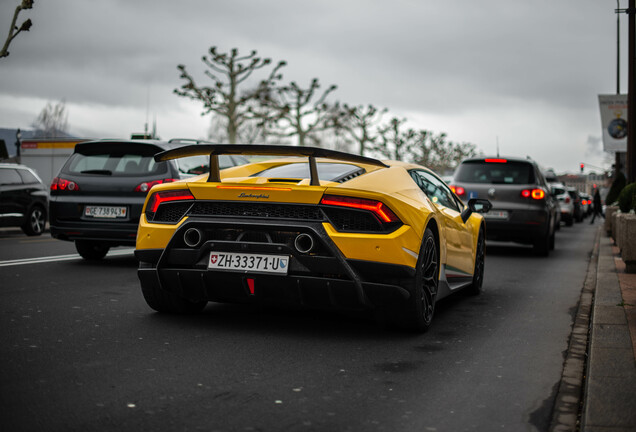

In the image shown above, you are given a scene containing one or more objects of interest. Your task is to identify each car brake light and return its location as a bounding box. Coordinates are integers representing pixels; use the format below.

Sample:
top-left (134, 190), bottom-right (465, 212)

top-left (216, 185), bottom-right (292, 192)
top-left (145, 189), bottom-right (194, 221)
top-left (485, 158), bottom-right (507, 163)
top-left (450, 185), bottom-right (465, 196)
top-left (320, 194), bottom-right (400, 223)
top-left (521, 189), bottom-right (545, 200)
top-left (564, 196), bottom-right (571, 203)
top-left (50, 177), bottom-right (79, 191)
top-left (135, 178), bottom-right (177, 193)
top-left (581, 199), bottom-right (588, 205)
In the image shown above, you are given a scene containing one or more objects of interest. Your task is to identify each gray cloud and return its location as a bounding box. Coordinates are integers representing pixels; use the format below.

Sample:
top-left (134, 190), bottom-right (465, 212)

top-left (0, 0), bottom-right (625, 172)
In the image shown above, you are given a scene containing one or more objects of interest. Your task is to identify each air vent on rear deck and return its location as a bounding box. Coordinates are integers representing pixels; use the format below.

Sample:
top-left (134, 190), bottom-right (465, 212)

top-left (335, 168), bottom-right (365, 183)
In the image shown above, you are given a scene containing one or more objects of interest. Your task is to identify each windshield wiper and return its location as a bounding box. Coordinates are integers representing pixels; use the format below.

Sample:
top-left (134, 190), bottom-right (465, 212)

top-left (80, 169), bottom-right (112, 175)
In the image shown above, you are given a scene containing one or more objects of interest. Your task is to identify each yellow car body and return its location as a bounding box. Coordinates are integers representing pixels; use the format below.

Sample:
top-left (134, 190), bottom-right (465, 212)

top-left (135, 145), bottom-right (490, 331)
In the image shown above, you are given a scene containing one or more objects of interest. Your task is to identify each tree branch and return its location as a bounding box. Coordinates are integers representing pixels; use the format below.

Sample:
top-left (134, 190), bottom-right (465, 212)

top-left (1, 0), bottom-right (34, 59)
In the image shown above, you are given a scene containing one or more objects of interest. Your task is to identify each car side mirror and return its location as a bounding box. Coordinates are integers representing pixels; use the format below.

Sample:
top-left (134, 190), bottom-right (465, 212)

top-left (461, 198), bottom-right (492, 223)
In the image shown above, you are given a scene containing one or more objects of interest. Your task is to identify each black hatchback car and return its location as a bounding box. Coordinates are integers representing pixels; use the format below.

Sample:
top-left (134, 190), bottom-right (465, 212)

top-left (49, 139), bottom-right (249, 260)
top-left (0, 163), bottom-right (48, 236)
top-left (450, 156), bottom-right (558, 256)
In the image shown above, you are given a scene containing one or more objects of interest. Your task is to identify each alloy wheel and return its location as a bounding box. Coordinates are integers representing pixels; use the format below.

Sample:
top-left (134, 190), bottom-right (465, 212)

top-left (420, 234), bottom-right (438, 324)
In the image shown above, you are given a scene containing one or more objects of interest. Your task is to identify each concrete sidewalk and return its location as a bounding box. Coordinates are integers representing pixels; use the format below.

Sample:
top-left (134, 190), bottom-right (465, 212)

top-left (581, 229), bottom-right (636, 431)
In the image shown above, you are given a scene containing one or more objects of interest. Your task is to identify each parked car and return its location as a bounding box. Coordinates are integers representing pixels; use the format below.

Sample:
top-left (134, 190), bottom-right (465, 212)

top-left (0, 163), bottom-right (48, 236)
top-left (49, 139), bottom-right (249, 260)
top-left (550, 183), bottom-right (574, 227)
top-left (548, 184), bottom-right (562, 229)
top-left (450, 156), bottom-right (558, 256)
top-left (580, 193), bottom-right (593, 217)
top-left (135, 144), bottom-right (492, 332)
top-left (567, 188), bottom-right (584, 223)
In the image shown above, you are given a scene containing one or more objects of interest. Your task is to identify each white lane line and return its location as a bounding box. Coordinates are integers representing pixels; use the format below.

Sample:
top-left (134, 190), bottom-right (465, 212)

top-left (0, 249), bottom-right (135, 267)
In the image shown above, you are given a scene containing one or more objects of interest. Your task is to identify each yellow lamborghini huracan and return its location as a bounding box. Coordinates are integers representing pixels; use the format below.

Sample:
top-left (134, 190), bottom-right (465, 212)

top-left (134, 145), bottom-right (491, 332)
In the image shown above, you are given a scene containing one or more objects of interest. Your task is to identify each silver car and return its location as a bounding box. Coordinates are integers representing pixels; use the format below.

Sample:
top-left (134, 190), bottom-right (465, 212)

top-left (550, 183), bottom-right (574, 226)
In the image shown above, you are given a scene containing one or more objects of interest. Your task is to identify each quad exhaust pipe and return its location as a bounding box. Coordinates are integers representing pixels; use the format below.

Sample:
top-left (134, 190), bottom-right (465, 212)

top-left (294, 233), bottom-right (314, 254)
top-left (184, 228), bottom-right (314, 253)
top-left (183, 227), bottom-right (203, 248)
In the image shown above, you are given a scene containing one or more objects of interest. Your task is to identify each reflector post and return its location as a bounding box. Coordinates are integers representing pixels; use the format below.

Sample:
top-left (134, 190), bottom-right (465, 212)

top-left (247, 278), bottom-right (255, 295)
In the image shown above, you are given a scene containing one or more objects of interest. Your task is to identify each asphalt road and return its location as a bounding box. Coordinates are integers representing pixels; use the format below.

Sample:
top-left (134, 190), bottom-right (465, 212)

top-left (0, 221), bottom-right (598, 432)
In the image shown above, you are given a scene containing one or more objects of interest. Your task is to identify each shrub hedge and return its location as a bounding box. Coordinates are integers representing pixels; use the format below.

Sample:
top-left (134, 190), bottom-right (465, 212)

top-left (618, 182), bottom-right (636, 213)
top-left (606, 172), bottom-right (626, 206)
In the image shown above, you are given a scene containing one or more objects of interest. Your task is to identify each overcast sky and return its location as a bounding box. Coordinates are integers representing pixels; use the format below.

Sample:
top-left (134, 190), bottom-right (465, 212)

top-left (0, 0), bottom-right (629, 173)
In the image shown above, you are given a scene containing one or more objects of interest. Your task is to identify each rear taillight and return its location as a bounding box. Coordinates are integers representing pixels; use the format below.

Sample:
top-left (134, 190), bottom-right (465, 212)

top-left (50, 177), bottom-right (79, 192)
top-left (320, 194), bottom-right (400, 223)
top-left (581, 199), bottom-right (588, 205)
top-left (564, 196), bottom-right (571, 204)
top-left (135, 178), bottom-right (177, 193)
top-left (521, 188), bottom-right (545, 200)
top-left (450, 185), bottom-right (465, 196)
top-left (145, 189), bottom-right (194, 222)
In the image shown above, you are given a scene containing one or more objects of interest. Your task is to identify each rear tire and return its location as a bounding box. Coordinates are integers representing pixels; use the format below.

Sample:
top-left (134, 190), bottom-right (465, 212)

top-left (533, 232), bottom-right (550, 257)
top-left (466, 229), bottom-right (485, 296)
top-left (391, 227), bottom-right (439, 332)
top-left (565, 215), bottom-right (573, 227)
top-left (21, 205), bottom-right (46, 236)
top-left (549, 229), bottom-right (555, 250)
top-left (75, 240), bottom-right (110, 260)
top-left (141, 282), bottom-right (207, 314)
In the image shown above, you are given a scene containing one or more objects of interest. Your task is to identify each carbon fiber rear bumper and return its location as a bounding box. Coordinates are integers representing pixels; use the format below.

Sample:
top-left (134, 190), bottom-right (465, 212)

top-left (135, 218), bottom-right (414, 310)
top-left (137, 267), bottom-right (410, 310)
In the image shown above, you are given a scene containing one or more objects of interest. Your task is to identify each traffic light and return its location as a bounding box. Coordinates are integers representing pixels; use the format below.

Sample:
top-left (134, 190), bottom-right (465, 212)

top-left (580, 163), bottom-right (584, 173)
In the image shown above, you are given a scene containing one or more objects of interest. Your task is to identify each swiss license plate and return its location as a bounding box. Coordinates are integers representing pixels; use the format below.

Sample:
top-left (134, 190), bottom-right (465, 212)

top-left (84, 205), bottom-right (127, 218)
top-left (208, 252), bottom-right (289, 274)
top-left (484, 210), bottom-right (509, 220)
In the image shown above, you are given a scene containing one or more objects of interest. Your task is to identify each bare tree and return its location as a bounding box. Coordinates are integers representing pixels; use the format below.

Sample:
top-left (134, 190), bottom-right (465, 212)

top-left (207, 103), bottom-right (279, 144)
top-left (1, 0), bottom-right (33, 59)
top-left (258, 78), bottom-right (338, 146)
top-left (32, 100), bottom-right (69, 138)
top-left (206, 114), bottom-right (228, 143)
top-left (328, 103), bottom-right (387, 156)
top-left (374, 117), bottom-right (418, 161)
top-left (174, 46), bottom-right (286, 144)
top-left (413, 131), bottom-right (477, 173)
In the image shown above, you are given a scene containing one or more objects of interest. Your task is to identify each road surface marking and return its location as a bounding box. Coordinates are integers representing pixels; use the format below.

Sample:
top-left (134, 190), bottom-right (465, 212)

top-left (0, 249), bottom-right (134, 267)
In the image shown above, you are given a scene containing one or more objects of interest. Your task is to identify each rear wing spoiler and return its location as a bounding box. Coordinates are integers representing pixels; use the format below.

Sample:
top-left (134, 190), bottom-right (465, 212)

top-left (154, 144), bottom-right (389, 186)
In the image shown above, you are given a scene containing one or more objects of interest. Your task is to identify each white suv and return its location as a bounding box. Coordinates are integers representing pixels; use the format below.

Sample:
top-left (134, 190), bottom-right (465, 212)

top-left (550, 183), bottom-right (574, 226)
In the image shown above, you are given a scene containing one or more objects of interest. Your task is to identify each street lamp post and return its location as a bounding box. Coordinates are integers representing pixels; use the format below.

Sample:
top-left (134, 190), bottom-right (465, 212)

top-left (15, 128), bottom-right (21, 162)
top-left (628, 0), bottom-right (636, 183)
top-left (618, 0), bottom-right (636, 182)
top-left (618, 0), bottom-right (622, 95)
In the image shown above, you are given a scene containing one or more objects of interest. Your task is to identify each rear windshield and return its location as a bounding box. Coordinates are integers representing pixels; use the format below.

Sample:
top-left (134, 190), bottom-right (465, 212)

top-left (64, 143), bottom-right (167, 176)
top-left (454, 160), bottom-right (535, 185)
top-left (551, 186), bottom-right (566, 195)
top-left (254, 162), bottom-right (364, 182)
top-left (175, 155), bottom-right (243, 176)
